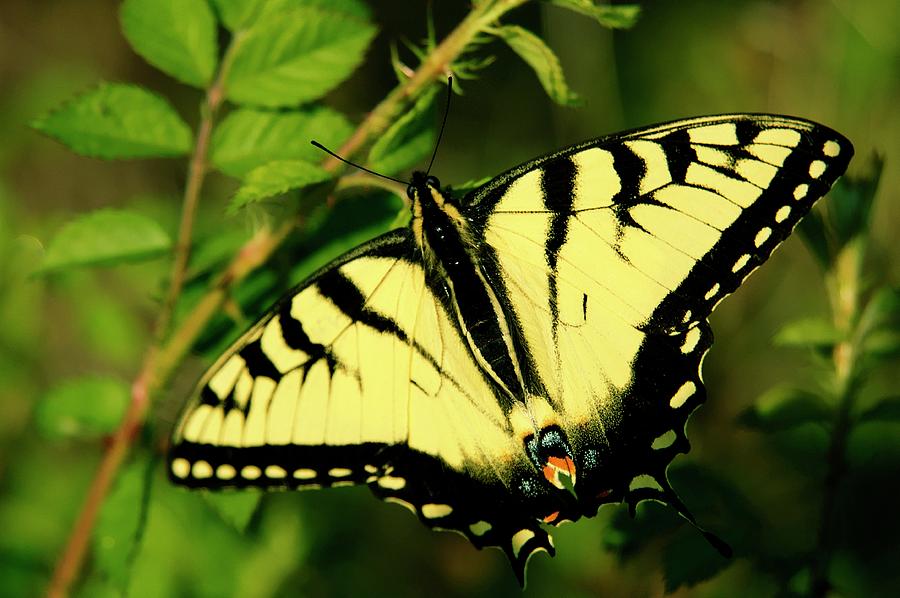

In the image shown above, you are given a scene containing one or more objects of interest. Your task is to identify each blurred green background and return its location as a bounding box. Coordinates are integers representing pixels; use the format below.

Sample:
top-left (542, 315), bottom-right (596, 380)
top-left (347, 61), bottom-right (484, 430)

top-left (1, 0), bottom-right (898, 596)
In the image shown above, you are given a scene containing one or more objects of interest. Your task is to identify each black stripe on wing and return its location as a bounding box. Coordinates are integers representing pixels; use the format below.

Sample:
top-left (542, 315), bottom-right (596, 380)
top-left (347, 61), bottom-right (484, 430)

top-left (541, 156), bottom-right (577, 353)
top-left (314, 267), bottom-right (452, 388)
top-left (647, 120), bottom-right (854, 330)
top-left (575, 119), bottom-right (853, 522)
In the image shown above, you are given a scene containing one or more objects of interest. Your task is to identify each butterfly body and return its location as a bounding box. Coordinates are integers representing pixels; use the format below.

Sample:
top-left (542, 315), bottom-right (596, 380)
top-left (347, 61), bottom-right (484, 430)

top-left (170, 114), bottom-right (852, 584)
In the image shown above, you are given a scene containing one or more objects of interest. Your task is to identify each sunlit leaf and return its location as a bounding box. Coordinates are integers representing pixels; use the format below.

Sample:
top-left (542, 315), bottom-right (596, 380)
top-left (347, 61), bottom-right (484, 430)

top-left (294, 0), bottom-right (371, 19)
top-left (546, 1), bottom-right (641, 29)
top-left (120, 0), bottom-right (218, 86)
top-left (738, 386), bottom-right (833, 432)
top-left (34, 376), bottom-right (128, 440)
top-left (225, 7), bottom-right (375, 107)
top-left (211, 0), bottom-right (370, 30)
top-left (774, 317), bottom-right (843, 348)
top-left (31, 83), bottom-right (192, 159)
top-left (367, 86), bottom-right (438, 175)
top-left (493, 25), bottom-right (580, 106)
top-left (211, 106), bottom-right (353, 177)
top-left (230, 160), bottom-right (332, 211)
top-left (209, 0), bottom-right (261, 29)
top-left (40, 208), bottom-right (171, 273)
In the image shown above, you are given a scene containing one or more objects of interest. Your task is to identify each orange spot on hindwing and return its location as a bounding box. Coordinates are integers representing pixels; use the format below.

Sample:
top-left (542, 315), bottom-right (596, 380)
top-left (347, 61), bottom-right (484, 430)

top-left (542, 455), bottom-right (577, 490)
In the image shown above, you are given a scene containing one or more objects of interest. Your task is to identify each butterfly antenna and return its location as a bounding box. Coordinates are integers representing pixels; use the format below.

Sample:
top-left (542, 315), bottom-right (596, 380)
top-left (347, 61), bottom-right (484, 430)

top-left (425, 76), bottom-right (453, 177)
top-left (310, 141), bottom-right (409, 186)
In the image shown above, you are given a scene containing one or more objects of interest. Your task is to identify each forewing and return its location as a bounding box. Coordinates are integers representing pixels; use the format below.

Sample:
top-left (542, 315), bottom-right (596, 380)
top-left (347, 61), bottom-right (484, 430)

top-left (465, 114), bottom-right (852, 504)
top-left (169, 230), bottom-right (558, 581)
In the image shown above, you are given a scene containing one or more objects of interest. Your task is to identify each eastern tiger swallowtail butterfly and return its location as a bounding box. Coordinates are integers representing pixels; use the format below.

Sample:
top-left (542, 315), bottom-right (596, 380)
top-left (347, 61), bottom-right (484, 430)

top-left (169, 114), bottom-right (852, 584)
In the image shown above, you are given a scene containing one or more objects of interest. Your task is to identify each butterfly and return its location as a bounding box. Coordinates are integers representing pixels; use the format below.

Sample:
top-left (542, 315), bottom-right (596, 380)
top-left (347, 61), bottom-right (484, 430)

top-left (169, 113), bottom-right (852, 585)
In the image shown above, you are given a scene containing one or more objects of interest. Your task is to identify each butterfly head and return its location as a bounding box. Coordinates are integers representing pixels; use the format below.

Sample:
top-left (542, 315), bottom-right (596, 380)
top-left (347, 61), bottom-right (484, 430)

top-left (409, 170), bottom-right (472, 258)
top-left (407, 171), bottom-right (442, 202)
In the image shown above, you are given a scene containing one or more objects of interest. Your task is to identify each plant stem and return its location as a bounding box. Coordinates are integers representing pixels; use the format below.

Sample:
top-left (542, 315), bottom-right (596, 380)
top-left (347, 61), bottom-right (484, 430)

top-left (810, 238), bottom-right (864, 597)
top-left (45, 41), bottom-right (238, 598)
top-left (45, 3), bottom-right (525, 595)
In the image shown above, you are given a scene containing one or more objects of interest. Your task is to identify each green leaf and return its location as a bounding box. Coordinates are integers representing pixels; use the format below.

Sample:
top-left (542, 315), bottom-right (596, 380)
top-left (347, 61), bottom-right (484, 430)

top-left (209, 0), bottom-right (261, 29)
top-left (230, 160), bottom-right (332, 211)
top-left (34, 376), bottom-right (129, 440)
top-left (797, 209), bottom-right (831, 269)
top-left (303, 0), bottom-right (371, 19)
top-left (286, 192), bottom-right (404, 282)
top-left (211, 0), bottom-right (371, 30)
top-left (120, 0), bottom-right (218, 86)
top-left (63, 275), bottom-right (144, 367)
top-left (367, 86), bottom-right (438, 175)
top-left (858, 396), bottom-right (900, 424)
top-left (449, 176), bottom-right (493, 197)
top-left (662, 527), bottom-right (730, 592)
top-left (225, 7), bottom-right (376, 107)
top-left (31, 83), bottom-right (192, 159)
top-left (606, 464), bottom-right (755, 573)
top-left (738, 386), bottom-right (833, 432)
top-left (40, 209), bottom-right (171, 273)
top-left (858, 286), bottom-right (900, 360)
top-left (211, 106), bottom-right (353, 177)
top-left (774, 317), bottom-right (843, 348)
top-left (859, 285), bottom-right (900, 338)
top-left (862, 330), bottom-right (900, 359)
top-left (187, 227), bottom-right (254, 279)
top-left (233, 498), bottom-right (307, 597)
top-left (824, 155), bottom-right (882, 249)
top-left (605, 501), bottom-right (680, 557)
top-left (546, 1), bottom-right (641, 29)
top-left (204, 492), bottom-right (262, 533)
top-left (493, 25), bottom-right (580, 107)
top-left (94, 458), bottom-right (151, 591)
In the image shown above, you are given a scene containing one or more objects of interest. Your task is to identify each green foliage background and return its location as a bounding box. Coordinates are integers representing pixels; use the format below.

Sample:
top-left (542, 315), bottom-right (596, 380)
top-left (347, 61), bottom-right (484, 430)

top-left (1, 0), bottom-right (898, 596)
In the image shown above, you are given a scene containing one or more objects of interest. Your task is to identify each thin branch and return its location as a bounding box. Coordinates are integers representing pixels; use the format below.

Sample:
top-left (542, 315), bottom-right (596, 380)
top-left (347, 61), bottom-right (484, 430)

top-left (45, 3), bottom-right (526, 596)
top-left (155, 105), bottom-right (217, 340)
top-left (46, 40), bottom-right (238, 598)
